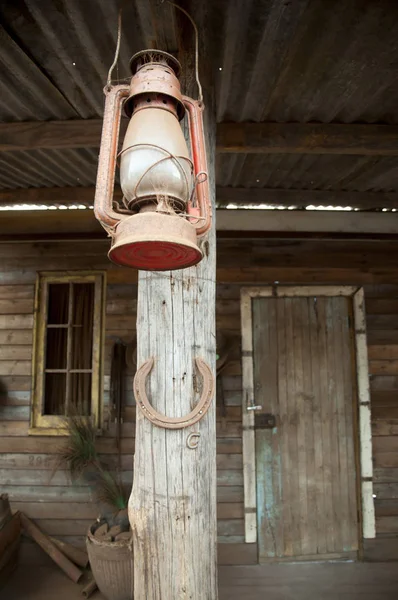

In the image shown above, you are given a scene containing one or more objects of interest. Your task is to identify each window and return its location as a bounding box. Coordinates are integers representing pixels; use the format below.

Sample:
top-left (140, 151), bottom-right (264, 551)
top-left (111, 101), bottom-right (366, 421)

top-left (30, 272), bottom-right (105, 435)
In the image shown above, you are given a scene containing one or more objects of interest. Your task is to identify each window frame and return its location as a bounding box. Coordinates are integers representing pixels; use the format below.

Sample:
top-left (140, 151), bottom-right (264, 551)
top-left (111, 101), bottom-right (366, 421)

top-left (30, 271), bottom-right (106, 435)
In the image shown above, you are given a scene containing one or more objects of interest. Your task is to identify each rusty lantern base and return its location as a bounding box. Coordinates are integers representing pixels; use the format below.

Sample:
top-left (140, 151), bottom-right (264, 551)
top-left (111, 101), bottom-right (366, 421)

top-left (109, 212), bottom-right (203, 271)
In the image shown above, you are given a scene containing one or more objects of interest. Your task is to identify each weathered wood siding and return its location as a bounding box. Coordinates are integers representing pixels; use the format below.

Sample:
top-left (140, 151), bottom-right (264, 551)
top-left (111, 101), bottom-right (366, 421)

top-left (0, 238), bottom-right (398, 562)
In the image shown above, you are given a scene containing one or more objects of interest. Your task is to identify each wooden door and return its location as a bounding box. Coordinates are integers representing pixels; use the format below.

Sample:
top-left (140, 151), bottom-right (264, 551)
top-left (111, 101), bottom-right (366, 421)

top-left (253, 296), bottom-right (359, 561)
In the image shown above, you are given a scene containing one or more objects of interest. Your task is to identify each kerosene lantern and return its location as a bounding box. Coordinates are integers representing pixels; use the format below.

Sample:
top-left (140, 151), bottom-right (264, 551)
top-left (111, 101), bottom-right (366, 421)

top-left (94, 50), bottom-right (211, 271)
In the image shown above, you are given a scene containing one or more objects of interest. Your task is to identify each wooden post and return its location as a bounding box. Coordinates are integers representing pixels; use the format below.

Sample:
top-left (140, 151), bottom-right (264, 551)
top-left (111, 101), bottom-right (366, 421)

top-left (129, 43), bottom-right (217, 600)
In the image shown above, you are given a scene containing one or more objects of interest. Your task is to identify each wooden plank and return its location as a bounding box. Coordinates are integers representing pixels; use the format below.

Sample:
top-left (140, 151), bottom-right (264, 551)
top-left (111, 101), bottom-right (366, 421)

top-left (217, 487), bottom-right (243, 503)
top-left (0, 331), bottom-right (33, 345)
top-left (0, 376), bottom-right (33, 392)
top-left (217, 122), bottom-right (398, 156)
top-left (367, 315), bottom-right (398, 330)
top-left (1, 486), bottom-right (91, 503)
top-left (373, 406), bottom-right (398, 419)
top-left (363, 537), bottom-right (398, 561)
top-left (3, 121), bottom-right (398, 155)
top-left (325, 298), bottom-right (341, 553)
top-left (375, 499), bottom-right (398, 516)
top-left (285, 297), bottom-right (303, 556)
top-left (277, 298), bottom-right (295, 556)
top-left (369, 345), bottom-right (398, 360)
top-left (367, 300), bottom-right (398, 315)
top-left (217, 471), bottom-right (243, 487)
top-left (373, 436), bottom-right (398, 452)
top-left (254, 297), bottom-right (283, 559)
top-left (308, 296), bottom-right (327, 556)
top-left (294, 298), bottom-right (311, 556)
top-left (1, 391), bottom-right (30, 406)
top-left (0, 346), bottom-right (32, 361)
top-left (374, 468), bottom-right (398, 483)
top-left (0, 406), bottom-right (30, 421)
top-left (0, 422), bottom-right (29, 436)
top-left (240, 288), bottom-right (258, 543)
top-left (29, 519), bottom-right (92, 537)
top-left (217, 503), bottom-right (244, 520)
top-left (217, 211), bottom-right (398, 235)
top-left (353, 288), bottom-right (376, 539)
top-left (0, 299), bottom-right (34, 314)
top-left (0, 285), bottom-right (35, 299)
top-left (0, 119), bottom-right (105, 151)
top-left (316, 298), bottom-right (335, 553)
top-left (373, 483), bottom-right (398, 499)
top-left (337, 297), bottom-right (359, 552)
top-left (217, 521), bottom-right (244, 537)
top-left (371, 375), bottom-right (398, 390)
top-left (11, 502), bottom-right (98, 520)
top-left (371, 391), bottom-right (398, 406)
top-left (217, 543), bottom-right (258, 566)
top-left (0, 361), bottom-right (32, 376)
top-left (0, 315), bottom-right (33, 329)
top-left (372, 423), bottom-right (398, 439)
top-left (0, 436), bottom-right (134, 454)
top-left (369, 360), bottom-right (398, 375)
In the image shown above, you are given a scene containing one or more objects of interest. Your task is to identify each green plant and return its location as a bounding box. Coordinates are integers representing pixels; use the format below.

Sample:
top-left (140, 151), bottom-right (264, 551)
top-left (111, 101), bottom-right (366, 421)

top-left (54, 415), bottom-right (128, 511)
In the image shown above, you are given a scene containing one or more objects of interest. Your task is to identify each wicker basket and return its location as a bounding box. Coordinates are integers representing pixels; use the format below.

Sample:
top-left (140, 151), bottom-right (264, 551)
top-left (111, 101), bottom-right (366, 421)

top-left (86, 525), bottom-right (133, 600)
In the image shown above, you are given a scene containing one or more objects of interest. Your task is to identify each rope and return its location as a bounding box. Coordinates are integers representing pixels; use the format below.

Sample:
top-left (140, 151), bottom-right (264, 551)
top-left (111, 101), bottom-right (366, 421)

top-left (106, 9), bottom-right (122, 89)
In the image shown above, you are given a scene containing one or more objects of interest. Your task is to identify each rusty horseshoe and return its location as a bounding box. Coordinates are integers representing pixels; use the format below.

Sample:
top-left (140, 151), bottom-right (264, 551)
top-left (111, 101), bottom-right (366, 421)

top-left (134, 357), bottom-right (214, 429)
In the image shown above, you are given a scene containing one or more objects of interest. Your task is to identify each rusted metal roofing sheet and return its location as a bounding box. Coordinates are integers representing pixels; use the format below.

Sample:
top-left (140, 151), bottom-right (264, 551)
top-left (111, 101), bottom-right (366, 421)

top-left (216, 154), bottom-right (398, 193)
top-left (0, 0), bottom-right (398, 201)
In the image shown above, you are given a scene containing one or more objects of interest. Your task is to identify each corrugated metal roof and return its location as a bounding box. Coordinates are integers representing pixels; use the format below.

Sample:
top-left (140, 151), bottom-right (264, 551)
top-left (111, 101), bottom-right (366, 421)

top-left (215, 0), bottom-right (398, 124)
top-left (217, 154), bottom-right (398, 193)
top-left (0, 0), bottom-right (398, 202)
top-left (0, 148), bottom-right (99, 189)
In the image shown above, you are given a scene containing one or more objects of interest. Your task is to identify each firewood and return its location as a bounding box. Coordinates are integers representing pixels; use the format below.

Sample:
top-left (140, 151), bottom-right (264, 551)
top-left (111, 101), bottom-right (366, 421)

top-left (108, 525), bottom-right (122, 538)
top-left (20, 513), bottom-right (82, 583)
top-left (82, 578), bottom-right (98, 598)
top-left (114, 531), bottom-right (132, 542)
top-left (94, 523), bottom-right (109, 539)
top-left (50, 537), bottom-right (89, 568)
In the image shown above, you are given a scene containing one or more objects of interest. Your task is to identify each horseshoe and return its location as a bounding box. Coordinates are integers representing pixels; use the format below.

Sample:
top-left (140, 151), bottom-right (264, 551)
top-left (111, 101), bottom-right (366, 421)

top-left (134, 357), bottom-right (214, 429)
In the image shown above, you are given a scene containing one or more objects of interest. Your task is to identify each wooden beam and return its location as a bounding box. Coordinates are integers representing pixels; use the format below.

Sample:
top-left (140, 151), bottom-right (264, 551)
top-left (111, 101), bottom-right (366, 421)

top-left (217, 122), bottom-right (398, 155)
top-left (0, 120), bottom-right (105, 151)
top-left (217, 210), bottom-right (398, 235)
top-left (2, 209), bottom-right (398, 239)
top-left (2, 186), bottom-right (398, 211)
top-left (2, 120), bottom-right (398, 155)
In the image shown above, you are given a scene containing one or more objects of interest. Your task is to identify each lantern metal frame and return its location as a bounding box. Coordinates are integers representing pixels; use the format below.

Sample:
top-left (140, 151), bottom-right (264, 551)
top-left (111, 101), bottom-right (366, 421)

top-left (94, 83), bottom-right (212, 240)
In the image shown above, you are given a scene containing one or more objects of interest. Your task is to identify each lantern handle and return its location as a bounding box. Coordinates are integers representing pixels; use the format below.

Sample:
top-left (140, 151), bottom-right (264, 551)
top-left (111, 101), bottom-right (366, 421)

top-left (183, 96), bottom-right (212, 236)
top-left (94, 84), bottom-right (130, 230)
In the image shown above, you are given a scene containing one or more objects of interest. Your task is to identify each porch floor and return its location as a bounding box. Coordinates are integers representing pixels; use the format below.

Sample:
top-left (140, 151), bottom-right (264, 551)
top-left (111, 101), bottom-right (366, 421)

top-left (2, 562), bottom-right (398, 599)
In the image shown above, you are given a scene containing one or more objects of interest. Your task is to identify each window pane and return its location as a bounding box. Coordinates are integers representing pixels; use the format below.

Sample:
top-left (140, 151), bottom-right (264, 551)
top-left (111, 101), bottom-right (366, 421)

top-left (48, 284), bottom-right (69, 325)
top-left (45, 328), bottom-right (67, 369)
top-left (71, 283), bottom-right (94, 370)
top-left (44, 373), bottom-right (66, 415)
top-left (69, 373), bottom-right (92, 416)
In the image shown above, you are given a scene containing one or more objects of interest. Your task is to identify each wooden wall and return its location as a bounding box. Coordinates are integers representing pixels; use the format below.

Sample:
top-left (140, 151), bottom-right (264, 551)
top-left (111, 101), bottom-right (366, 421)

top-left (1, 237), bottom-right (398, 563)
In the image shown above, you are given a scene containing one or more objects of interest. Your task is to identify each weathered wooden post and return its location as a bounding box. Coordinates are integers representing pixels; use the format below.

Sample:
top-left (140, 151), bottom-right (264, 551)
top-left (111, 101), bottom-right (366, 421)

top-left (93, 13), bottom-right (217, 594)
top-left (129, 60), bottom-right (217, 600)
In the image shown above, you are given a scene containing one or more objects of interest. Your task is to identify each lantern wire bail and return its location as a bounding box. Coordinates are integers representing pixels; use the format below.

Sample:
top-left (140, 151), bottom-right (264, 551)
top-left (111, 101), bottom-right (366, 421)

top-left (106, 8), bottom-right (122, 90)
top-left (163, 1), bottom-right (203, 103)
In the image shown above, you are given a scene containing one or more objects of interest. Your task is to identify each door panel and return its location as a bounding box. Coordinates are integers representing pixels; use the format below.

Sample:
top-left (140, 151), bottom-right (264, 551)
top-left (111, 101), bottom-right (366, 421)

top-left (253, 296), bottom-right (358, 561)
